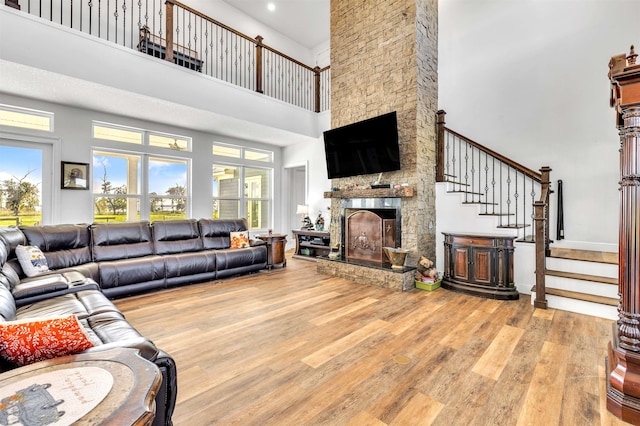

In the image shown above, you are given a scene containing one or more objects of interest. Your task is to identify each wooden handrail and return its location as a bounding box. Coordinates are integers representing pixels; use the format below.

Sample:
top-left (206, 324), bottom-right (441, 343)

top-left (166, 0), bottom-right (322, 73)
top-left (442, 126), bottom-right (542, 183)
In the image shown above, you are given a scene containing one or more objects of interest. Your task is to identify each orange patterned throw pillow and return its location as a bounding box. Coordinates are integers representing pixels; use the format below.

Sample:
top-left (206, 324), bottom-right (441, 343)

top-left (230, 231), bottom-right (249, 249)
top-left (0, 315), bottom-right (94, 366)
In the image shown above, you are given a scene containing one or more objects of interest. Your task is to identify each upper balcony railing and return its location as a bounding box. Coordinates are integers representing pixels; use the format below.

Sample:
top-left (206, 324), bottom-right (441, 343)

top-left (5, 0), bottom-right (331, 113)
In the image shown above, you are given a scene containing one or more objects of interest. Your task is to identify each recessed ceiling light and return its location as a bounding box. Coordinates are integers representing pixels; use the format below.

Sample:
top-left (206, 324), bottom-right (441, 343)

top-left (267, 3), bottom-right (275, 12)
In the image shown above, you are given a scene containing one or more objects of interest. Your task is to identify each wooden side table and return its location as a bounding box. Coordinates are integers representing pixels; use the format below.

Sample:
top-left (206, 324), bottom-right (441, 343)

top-left (0, 347), bottom-right (161, 425)
top-left (256, 233), bottom-right (287, 269)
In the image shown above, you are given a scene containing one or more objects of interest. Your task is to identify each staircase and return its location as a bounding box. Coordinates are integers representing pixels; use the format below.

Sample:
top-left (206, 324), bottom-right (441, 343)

top-left (436, 110), bottom-right (619, 320)
top-left (532, 247), bottom-right (618, 320)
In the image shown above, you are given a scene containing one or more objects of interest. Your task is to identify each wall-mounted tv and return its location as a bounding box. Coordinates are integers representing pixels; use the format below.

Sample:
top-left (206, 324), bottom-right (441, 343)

top-left (323, 111), bottom-right (400, 179)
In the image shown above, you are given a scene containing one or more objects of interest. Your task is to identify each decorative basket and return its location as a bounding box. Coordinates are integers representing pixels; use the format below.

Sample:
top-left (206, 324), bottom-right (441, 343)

top-left (415, 278), bottom-right (442, 291)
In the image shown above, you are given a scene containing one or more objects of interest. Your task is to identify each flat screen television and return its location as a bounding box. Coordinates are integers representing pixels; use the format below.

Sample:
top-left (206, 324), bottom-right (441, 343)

top-left (323, 111), bottom-right (400, 179)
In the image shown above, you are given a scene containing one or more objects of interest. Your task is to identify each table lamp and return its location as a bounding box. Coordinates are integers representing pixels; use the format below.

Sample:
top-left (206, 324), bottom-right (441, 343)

top-left (296, 204), bottom-right (313, 229)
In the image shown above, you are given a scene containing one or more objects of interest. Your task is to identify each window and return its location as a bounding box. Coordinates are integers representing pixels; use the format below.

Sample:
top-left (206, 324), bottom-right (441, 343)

top-left (93, 151), bottom-right (141, 222)
top-left (93, 123), bottom-right (143, 145)
top-left (149, 157), bottom-right (188, 220)
top-left (212, 143), bottom-right (273, 230)
top-left (213, 143), bottom-right (272, 162)
top-left (0, 104), bottom-right (53, 132)
top-left (213, 144), bottom-right (241, 159)
top-left (149, 133), bottom-right (190, 151)
top-left (245, 168), bottom-right (270, 229)
top-left (92, 152), bottom-right (189, 222)
top-left (0, 137), bottom-right (55, 227)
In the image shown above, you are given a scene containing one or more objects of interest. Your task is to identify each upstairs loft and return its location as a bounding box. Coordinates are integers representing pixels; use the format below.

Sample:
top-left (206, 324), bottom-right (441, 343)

top-left (0, 0), bottom-right (330, 145)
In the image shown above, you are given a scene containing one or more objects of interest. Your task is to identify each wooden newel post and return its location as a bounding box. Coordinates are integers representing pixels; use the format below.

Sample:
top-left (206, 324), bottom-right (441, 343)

top-left (533, 200), bottom-right (547, 309)
top-left (436, 110), bottom-right (446, 182)
top-left (314, 66), bottom-right (321, 113)
top-left (255, 36), bottom-right (264, 94)
top-left (539, 166), bottom-right (552, 256)
top-left (607, 44), bottom-right (640, 424)
top-left (165, 1), bottom-right (175, 64)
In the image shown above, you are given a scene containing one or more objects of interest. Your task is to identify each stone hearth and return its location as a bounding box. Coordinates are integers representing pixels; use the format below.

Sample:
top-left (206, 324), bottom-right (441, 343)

top-left (317, 257), bottom-right (415, 291)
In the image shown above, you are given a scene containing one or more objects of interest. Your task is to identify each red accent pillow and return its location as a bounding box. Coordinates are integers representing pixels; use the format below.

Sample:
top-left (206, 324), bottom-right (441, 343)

top-left (0, 315), bottom-right (94, 366)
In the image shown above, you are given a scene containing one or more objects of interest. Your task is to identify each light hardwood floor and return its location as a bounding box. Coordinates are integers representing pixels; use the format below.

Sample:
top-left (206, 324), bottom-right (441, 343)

top-left (115, 253), bottom-right (631, 425)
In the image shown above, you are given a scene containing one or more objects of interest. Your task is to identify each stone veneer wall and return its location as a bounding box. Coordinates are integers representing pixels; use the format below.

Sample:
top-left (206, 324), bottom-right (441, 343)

top-left (328, 0), bottom-right (438, 268)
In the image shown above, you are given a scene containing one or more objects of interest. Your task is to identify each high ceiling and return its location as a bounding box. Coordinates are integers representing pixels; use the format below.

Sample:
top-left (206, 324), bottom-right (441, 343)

top-left (222, 0), bottom-right (329, 49)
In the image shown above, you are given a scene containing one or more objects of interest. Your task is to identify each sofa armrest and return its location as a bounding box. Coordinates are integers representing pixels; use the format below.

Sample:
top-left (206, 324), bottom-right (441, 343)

top-left (250, 238), bottom-right (266, 247)
top-left (152, 350), bottom-right (177, 426)
top-left (13, 276), bottom-right (100, 307)
top-left (12, 274), bottom-right (70, 300)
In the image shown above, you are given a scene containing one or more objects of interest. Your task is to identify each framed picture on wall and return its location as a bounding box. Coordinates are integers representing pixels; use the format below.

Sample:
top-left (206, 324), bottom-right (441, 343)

top-left (61, 161), bottom-right (90, 190)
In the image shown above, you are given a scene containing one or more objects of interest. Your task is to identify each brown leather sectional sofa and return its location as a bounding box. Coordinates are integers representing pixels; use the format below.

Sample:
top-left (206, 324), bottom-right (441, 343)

top-left (0, 218), bottom-right (268, 426)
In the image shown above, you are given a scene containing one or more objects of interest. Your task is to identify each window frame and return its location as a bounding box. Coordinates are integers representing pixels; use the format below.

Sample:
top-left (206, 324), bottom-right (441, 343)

top-left (0, 131), bottom-right (59, 226)
top-left (212, 141), bottom-right (274, 230)
top-left (0, 104), bottom-right (54, 133)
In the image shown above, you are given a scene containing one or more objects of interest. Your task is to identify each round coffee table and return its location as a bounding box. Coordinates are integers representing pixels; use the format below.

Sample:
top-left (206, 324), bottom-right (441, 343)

top-left (0, 347), bottom-right (161, 425)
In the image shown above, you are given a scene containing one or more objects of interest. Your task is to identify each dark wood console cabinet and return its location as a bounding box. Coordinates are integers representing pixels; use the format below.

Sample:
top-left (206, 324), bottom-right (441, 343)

top-left (442, 233), bottom-right (518, 300)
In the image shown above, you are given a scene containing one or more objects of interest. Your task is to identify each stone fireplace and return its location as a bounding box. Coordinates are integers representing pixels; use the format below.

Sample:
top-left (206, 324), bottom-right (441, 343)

top-left (320, 0), bottom-right (438, 291)
top-left (317, 188), bottom-right (417, 291)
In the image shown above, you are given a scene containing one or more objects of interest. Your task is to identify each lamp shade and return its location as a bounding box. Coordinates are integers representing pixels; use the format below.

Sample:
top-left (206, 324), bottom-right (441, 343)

top-left (296, 204), bottom-right (309, 215)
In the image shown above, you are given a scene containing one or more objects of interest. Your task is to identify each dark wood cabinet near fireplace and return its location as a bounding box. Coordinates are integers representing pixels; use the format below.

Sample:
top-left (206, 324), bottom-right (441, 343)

top-left (442, 233), bottom-right (518, 300)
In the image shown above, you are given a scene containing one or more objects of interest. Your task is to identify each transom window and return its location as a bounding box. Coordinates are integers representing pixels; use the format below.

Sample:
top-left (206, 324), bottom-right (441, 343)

top-left (93, 122), bottom-right (191, 152)
top-left (213, 142), bottom-right (272, 163)
top-left (0, 104), bottom-right (53, 132)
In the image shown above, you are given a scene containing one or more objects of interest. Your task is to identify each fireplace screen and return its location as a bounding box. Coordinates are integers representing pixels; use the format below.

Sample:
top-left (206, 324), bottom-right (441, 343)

top-left (345, 210), bottom-right (396, 263)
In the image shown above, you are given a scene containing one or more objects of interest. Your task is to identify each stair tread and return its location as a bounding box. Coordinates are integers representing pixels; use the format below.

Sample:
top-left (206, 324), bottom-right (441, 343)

top-left (496, 224), bottom-right (530, 229)
top-left (444, 180), bottom-right (470, 187)
top-left (447, 190), bottom-right (485, 196)
top-left (544, 287), bottom-right (618, 306)
top-left (478, 213), bottom-right (515, 216)
top-left (549, 247), bottom-right (618, 265)
top-left (462, 201), bottom-right (499, 206)
top-left (546, 269), bottom-right (618, 285)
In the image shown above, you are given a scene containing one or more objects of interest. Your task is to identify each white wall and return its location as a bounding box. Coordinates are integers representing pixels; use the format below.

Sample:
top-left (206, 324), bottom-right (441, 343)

top-left (282, 110), bottom-right (332, 230)
top-left (438, 0), bottom-right (640, 246)
top-left (188, 0), bottom-right (316, 65)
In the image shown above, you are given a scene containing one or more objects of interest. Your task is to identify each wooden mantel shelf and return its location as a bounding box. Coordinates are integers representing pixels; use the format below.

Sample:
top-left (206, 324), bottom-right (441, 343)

top-left (324, 187), bottom-right (415, 199)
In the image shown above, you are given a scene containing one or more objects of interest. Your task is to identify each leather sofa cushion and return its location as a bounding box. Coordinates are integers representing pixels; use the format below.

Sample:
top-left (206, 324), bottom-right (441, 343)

top-left (98, 256), bottom-right (166, 290)
top-left (153, 219), bottom-right (204, 255)
top-left (16, 293), bottom-right (89, 320)
top-left (75, 289), bottom-right (125, 317)
top-left (86, 313), bottom-right (158, 360)
top-left (91, 221), bottom-right (154, 261)
top-left (214, 247), bottom-right (266, 270)
top-left (163, 251), bottom-right (217, 278)
top-left (21, 224), bottom-right (92, 269)
top-left (199, 218), bottom-right (249, 250)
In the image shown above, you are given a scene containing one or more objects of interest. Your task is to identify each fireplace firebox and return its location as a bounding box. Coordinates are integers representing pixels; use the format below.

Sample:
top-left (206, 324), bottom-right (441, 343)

top-left (340, 197), bottom-right (402, 266)
top-left (345, 209), bottom-right (396, 263)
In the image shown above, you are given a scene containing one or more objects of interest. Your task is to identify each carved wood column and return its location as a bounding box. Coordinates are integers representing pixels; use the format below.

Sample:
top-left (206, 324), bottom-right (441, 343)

top-left (607, 44), bottom-right (640, 423)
